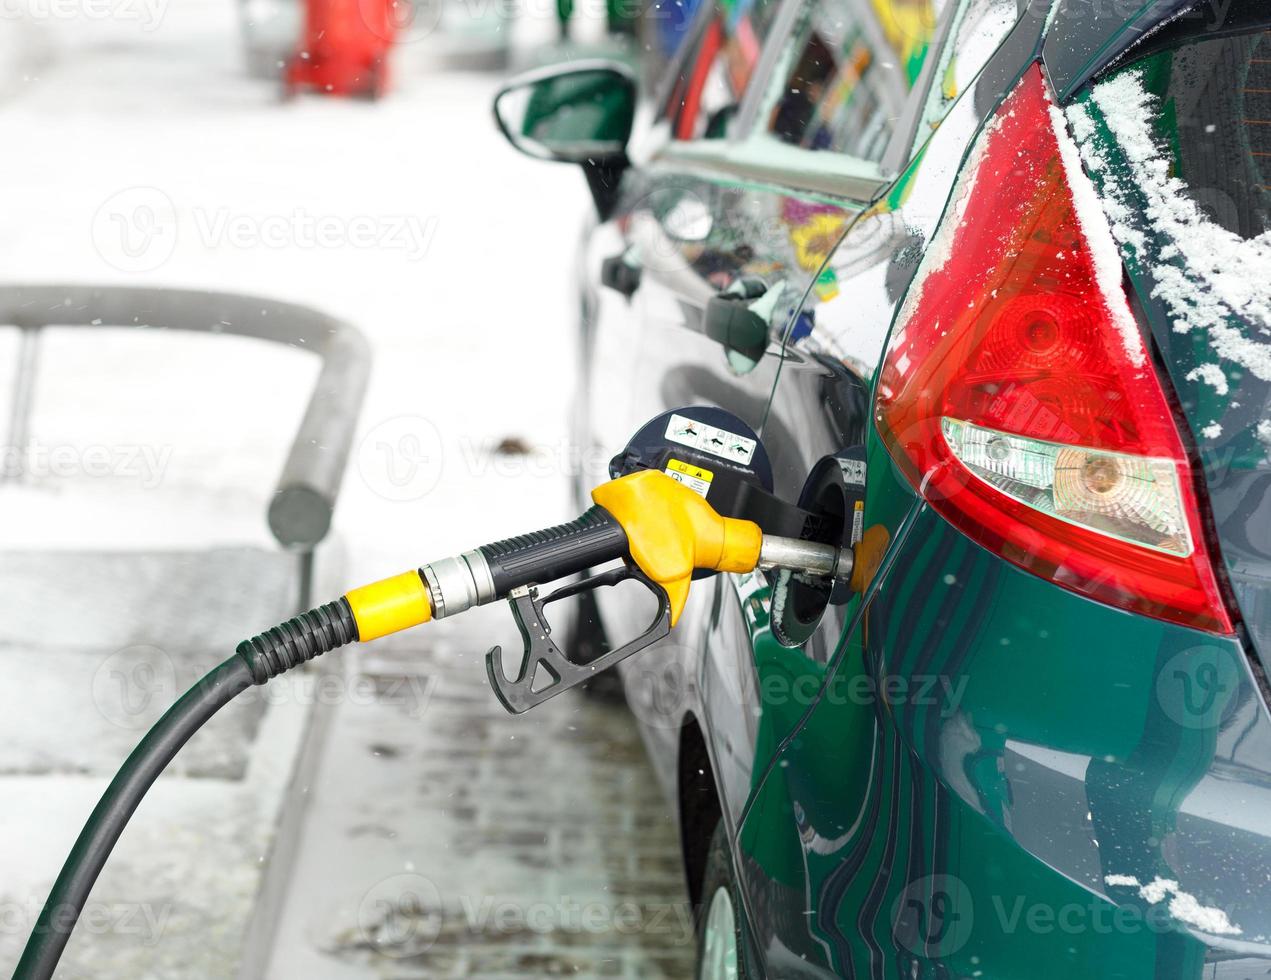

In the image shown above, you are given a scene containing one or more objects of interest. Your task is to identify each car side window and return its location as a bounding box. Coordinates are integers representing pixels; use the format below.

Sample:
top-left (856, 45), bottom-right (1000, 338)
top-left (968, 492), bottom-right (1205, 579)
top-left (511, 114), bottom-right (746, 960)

top-left (760, 0), bottom-right (941, 162)
top-left (666, 0), bottom-right (783, 141)
top-left (917, 0), bottom-right (1019, 136)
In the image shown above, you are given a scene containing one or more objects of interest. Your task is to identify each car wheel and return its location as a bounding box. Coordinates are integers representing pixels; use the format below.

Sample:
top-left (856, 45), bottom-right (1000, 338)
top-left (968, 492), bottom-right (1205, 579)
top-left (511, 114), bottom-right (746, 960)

top-left (696, 822), bottom-right (746, 980)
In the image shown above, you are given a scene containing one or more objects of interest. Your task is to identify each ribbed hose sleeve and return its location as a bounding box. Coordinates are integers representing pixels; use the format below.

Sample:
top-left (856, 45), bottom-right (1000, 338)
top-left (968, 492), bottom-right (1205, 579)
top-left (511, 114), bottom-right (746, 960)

top-left (236, 598), bottom-right (358, 683)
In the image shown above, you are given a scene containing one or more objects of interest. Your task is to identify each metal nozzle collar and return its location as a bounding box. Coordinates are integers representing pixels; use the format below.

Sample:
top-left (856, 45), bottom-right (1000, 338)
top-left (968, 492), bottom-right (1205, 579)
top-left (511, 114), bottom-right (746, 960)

top-left (421, 550), bottom-right (495, 619)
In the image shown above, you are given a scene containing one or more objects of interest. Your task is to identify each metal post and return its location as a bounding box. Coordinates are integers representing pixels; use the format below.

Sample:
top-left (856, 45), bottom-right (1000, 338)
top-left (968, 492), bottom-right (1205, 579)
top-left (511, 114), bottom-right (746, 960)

top-left (296, 548), bottom-right (314, 614)
top-left (3, 324), bottom-right (41, 484)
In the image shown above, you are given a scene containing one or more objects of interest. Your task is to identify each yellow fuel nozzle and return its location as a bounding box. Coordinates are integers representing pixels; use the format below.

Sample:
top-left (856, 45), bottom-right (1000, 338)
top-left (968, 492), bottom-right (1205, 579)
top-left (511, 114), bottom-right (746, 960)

top-left (340, 468), bottom-right (848, 645)
top-left (239, 468), bottom-right (848, 714)
top-left (590, 470), bottom-right (763, 625)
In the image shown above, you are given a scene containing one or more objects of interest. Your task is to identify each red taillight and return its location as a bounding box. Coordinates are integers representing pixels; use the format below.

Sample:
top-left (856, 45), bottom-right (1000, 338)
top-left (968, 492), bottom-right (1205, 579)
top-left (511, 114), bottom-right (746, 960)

top-left (875, 64), bottom-right (1232, 634)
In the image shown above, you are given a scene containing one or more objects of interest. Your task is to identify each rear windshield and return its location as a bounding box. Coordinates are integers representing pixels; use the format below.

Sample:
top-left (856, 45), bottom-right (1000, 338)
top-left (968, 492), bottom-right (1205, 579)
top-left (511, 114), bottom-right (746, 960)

top-left (1063, 6), bottom-right (1271, 664)
top-left (1063, 12), bottom-right (1271, 395)
top-left (1096, 8), bottom-right (1271, 241)
top-left (1060, 3), bottom-right (1271, 498)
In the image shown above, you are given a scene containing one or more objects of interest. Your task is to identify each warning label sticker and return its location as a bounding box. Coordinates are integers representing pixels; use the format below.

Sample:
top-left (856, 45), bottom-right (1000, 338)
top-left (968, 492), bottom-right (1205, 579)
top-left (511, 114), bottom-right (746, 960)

top-left (665, 458), bottom-right (714, 498)
top-left (665, 414), bottom-right (756, 464)
top-left (839, 458), bottom-right (866, 486)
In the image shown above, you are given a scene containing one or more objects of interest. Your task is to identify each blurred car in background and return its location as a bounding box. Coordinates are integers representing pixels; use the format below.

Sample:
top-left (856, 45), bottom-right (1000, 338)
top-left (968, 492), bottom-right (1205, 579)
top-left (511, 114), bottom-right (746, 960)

top-left (497, 0), bottom-right (1271, 974)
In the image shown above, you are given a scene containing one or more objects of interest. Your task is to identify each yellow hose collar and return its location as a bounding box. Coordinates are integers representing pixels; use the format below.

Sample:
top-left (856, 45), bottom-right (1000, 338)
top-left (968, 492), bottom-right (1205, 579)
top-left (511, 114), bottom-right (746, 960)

top-left (346, 570), bottom-right (432, 642)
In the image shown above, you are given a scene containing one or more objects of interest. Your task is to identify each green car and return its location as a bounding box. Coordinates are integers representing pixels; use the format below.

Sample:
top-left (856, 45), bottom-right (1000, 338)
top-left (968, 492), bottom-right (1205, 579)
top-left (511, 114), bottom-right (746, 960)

top-left (496, 0), bottom-right (1271, 974)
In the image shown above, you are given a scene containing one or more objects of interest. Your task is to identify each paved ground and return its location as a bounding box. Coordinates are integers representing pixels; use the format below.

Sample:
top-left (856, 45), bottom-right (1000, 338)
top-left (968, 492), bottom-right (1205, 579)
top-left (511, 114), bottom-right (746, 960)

top-left (268, 604), bottom-right (696, 979)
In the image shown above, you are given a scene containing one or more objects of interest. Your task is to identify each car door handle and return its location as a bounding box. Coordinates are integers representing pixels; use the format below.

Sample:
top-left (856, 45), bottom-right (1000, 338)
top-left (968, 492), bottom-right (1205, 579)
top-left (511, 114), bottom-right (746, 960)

top-left (704, 277), bottom-right (770, 360)
top-left (600, 253), bottom-right (642, 298)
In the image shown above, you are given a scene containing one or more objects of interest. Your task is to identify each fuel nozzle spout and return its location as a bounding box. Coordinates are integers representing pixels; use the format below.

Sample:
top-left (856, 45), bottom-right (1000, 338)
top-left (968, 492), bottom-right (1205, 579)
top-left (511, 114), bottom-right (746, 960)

top-left (757, 533), bottom-right (851, 580)
top-left (414, 468), bottom-right (849, 626)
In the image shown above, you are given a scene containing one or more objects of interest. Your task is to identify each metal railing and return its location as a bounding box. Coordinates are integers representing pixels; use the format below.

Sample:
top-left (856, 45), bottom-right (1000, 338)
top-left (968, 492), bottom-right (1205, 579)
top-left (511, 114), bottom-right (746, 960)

top-left (0, 284), bottom-right (371, 605)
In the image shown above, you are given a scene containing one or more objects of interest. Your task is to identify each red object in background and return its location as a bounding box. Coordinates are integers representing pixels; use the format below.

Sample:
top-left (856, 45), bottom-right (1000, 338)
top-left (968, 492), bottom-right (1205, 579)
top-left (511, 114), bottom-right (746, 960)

top-left (284, 0), bottom-right (399, 98)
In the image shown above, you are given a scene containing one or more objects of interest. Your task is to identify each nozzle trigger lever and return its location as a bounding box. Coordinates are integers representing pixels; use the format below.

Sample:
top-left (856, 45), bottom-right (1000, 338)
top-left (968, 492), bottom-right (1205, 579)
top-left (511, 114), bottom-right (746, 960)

top-left (485, 565), bottom-right (670, 714)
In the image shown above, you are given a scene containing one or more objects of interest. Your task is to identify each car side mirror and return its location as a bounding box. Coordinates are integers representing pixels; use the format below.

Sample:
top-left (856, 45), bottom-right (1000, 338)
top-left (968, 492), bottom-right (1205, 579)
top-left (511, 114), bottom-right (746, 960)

top-left (493, 60), bottom-right (636, 217)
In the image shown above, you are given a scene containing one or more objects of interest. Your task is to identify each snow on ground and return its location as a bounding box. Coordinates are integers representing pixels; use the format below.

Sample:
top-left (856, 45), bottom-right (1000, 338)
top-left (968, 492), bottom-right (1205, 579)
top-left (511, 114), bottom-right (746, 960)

top-left (0, 1), bottom-right (663, 976)
top-left (0, 0), bottom-right (595, 572)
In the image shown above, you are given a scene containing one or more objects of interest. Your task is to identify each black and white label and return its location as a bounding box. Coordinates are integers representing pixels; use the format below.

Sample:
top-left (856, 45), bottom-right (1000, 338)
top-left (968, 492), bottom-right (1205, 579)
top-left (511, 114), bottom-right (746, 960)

top-left (665, 413), bottom-right (756, 464)
top-left (839, 458), bottom-right (866, 487)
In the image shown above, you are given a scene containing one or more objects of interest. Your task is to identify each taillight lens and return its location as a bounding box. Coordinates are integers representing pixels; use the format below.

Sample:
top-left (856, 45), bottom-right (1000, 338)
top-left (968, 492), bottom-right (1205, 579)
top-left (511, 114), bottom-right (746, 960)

top-left (875, 64), bottom-right (1232, 634)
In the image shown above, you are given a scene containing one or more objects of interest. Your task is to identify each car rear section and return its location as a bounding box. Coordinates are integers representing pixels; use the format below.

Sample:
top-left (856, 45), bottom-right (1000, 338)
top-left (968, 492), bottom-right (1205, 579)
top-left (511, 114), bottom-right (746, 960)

top-left (1059, 2), bottom-right (1271, 695)
top-left (739, 0), bottom-right (1271, 975)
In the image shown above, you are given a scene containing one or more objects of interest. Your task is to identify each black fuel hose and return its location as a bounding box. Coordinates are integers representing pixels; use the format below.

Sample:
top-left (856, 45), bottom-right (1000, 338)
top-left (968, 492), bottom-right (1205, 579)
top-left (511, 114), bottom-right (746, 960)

top-left (13, 600), bottom-right (358, 980)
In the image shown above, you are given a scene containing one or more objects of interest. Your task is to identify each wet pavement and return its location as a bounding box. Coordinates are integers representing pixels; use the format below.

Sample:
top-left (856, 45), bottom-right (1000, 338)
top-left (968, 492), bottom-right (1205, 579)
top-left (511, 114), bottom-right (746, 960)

top-left (267, 603), bottom-right (697, 979)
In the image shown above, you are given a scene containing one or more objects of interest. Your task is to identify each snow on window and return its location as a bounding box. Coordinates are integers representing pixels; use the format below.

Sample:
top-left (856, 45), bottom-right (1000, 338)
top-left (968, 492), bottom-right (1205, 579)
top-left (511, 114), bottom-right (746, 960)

top-left (1185, 363), bottom-right (1230, 396)
top-left (1047, 101), bottom-right (1146, 367)
top-left (1065, 70), bottom-right (1271, 389)
top-left (919, 0), bottom-right (1018, 136)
